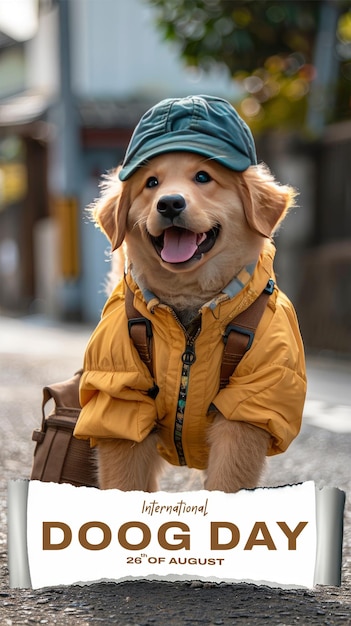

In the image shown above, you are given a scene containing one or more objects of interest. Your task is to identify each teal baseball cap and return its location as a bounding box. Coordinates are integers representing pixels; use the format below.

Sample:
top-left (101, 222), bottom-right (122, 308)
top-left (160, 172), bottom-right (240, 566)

top-left (118, 95), bottom-right (257, 181)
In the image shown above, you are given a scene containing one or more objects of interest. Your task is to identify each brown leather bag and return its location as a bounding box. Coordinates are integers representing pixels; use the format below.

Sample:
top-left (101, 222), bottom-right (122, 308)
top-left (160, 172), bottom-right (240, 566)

top-left (31, 370), bottom-right (98, 488)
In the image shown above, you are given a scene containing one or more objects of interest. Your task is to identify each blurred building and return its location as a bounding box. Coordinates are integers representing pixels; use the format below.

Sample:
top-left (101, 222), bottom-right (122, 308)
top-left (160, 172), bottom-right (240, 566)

top-left (0, 0), bottom-right (239, 321)
top-left (0, 0), bottom-right (350, 353)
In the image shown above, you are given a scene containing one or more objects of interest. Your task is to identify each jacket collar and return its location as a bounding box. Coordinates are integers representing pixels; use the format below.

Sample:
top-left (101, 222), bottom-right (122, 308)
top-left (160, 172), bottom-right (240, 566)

top-left (125, 239), bottom-right (276, 314)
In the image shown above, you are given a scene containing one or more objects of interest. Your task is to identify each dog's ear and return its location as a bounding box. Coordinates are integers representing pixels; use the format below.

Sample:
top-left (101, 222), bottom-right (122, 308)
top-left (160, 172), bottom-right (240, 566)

top-left (240, 164), bottom-right (297, 237)
top-left (91, 167), bottom-right (130, 250)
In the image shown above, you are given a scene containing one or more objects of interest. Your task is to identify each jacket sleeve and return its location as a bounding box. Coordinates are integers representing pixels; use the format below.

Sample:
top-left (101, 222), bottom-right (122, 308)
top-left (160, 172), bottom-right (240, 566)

top-left (74, 299), bottom-right (158, 446)
top-left (212, 293), bottom-right (307, 455)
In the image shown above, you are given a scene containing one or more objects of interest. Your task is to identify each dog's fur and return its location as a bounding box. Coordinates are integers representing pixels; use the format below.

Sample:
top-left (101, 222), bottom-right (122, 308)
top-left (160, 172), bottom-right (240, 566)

top-left (91, 153), bottom-right (296, 492)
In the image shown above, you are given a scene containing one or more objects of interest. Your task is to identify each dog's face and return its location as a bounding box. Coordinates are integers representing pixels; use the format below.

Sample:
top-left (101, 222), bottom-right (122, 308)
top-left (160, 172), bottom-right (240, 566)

top-left (126, 153), bottom-right (259, 276)
top-left (94, 152), bottom-right (296, 306)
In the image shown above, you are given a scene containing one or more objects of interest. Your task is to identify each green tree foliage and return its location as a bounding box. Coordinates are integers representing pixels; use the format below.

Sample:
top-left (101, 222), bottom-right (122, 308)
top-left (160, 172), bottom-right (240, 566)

top-left (146, 0), bottom-right (351, 132)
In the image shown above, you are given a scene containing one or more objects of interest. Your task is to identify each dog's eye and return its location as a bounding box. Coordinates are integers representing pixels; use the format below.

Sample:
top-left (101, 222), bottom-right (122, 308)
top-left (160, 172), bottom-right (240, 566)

top-left (146, 176), bottom-right (159, 188)
top-left (195, 171), bottom-right (212, 184)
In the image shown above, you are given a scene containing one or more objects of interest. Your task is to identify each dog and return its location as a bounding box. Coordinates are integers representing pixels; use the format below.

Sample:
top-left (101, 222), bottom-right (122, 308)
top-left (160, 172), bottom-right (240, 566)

top-left (74, 96), bottom-right (306, 493)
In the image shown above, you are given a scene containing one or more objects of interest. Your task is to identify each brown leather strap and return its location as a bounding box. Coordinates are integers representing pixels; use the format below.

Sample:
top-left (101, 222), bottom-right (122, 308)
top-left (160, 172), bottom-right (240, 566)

top-left (41, 370), bottom-right (82, 429)
top-left (125, 283), bottom-right (154, 378)
top-left (31, 425), bottom-right (72, 482)
top-left (220, 281), bottom-right (274, 389)
top-left (125, 278), bottom-right (273, 391)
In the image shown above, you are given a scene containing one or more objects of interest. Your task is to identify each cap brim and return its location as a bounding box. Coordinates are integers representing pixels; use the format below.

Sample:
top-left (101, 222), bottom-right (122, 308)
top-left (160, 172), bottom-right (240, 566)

top-left (118, 134), bottom-right (253, 181)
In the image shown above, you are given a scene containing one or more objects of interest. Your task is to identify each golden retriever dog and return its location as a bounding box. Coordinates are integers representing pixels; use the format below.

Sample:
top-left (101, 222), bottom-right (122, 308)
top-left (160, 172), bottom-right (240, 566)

top-left (99, 155), bottom-right (292, 317)
top-left (76, 96), bottom-right (306, 493)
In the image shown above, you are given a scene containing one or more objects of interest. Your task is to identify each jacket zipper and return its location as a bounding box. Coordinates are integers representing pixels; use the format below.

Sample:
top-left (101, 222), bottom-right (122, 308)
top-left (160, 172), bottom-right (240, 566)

top-left (173, 323), bottom-right (201, 466)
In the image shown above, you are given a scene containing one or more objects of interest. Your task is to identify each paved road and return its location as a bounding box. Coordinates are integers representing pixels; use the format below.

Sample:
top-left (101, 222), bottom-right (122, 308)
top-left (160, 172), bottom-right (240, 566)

top-left (0, 315), bottom-right (350, 625)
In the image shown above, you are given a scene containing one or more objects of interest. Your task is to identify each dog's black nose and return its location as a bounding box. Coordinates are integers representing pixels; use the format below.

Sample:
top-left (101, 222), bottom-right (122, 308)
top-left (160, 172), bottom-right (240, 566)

top-left (157, 194), bottom-right (186, 219)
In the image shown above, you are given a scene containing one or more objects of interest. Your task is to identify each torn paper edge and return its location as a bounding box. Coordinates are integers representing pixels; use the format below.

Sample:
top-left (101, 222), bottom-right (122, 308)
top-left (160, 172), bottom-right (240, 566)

top-left (314, 485), bottom-right (346, 586)
top-left (7, 479), bottom-right (31, 588)
top-left (7, 479), bottom-right (345, 589)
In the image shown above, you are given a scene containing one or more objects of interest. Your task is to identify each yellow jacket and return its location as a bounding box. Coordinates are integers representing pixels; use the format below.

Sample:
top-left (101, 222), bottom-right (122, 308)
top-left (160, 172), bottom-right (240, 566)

top-left (75, 241), bottom-right (306, 469)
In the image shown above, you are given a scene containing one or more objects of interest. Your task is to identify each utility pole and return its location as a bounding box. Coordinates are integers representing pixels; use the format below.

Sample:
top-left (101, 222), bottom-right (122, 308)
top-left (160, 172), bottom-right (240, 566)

top-left (307, 0), bottom-right (340, 136)
top-left (49, 0), bottom-right (82, 319)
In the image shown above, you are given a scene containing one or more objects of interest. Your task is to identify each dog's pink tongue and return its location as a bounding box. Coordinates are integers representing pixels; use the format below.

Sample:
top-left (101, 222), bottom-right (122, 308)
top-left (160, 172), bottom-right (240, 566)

top-left (161, 228), bottom-right (199, 263)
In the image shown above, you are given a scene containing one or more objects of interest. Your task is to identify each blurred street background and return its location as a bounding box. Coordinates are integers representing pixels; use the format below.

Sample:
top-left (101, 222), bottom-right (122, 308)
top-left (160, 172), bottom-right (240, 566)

top-left (0, 0), bottom-right (350, 623)
top-left (0, 0), bottom-right (350, 353)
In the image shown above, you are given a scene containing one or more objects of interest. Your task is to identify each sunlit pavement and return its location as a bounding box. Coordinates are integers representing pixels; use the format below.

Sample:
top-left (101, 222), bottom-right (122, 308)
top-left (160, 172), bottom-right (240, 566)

top-left (0, 313), bottom-right (350, 624)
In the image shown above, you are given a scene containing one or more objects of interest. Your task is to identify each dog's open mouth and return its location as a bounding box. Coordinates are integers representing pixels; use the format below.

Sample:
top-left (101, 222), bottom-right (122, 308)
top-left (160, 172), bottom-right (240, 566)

top-left (150, 226), bottom-right (220, 264)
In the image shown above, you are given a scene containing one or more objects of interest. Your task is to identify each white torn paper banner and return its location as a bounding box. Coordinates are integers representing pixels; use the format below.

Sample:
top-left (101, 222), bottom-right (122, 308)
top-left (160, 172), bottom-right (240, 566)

top-left (7, 480), bottom-right (345, 589)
